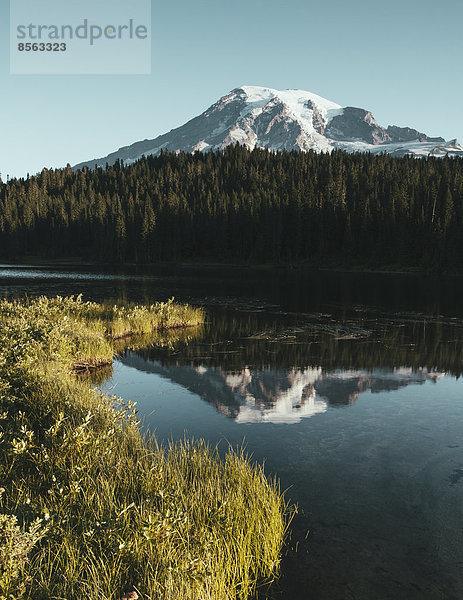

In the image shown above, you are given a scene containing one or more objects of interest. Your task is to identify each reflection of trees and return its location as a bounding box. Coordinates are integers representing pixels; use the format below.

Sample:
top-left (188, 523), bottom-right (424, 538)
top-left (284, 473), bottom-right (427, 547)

top-left (132, 309), bottom-right (463, 376)
top-left (91, 306), bottom-right (462, 423)
top-left (105, 307), bottom-right (459, 424)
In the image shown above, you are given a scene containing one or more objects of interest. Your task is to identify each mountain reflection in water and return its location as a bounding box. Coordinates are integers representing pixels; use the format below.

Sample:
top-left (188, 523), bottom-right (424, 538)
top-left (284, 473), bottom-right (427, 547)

top-left (121, 351), bottom-right (444, 424)
top-left (107, 305), bottom-right (460, 425)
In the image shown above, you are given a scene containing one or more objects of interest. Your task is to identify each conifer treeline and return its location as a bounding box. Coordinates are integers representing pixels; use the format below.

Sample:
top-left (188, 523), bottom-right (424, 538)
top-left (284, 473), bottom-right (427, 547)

top-left (1, 145), bottom-right (462, 268)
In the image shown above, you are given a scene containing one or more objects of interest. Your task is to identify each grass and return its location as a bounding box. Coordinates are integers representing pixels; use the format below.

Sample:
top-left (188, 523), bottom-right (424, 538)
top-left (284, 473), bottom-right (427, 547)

top-left (0, 296), bottom-right (289, 600)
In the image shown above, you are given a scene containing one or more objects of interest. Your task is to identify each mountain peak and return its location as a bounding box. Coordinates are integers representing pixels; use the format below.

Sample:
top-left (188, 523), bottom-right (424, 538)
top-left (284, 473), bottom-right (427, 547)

top-left (238, 85), bottom-right (342, 110)
top-left (73, 86), bottom-right (463, 170)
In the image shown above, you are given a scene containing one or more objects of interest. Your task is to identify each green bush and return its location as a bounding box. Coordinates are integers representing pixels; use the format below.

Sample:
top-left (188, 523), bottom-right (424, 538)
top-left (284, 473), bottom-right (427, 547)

top-left (0, 513), bottom-right (45, 599)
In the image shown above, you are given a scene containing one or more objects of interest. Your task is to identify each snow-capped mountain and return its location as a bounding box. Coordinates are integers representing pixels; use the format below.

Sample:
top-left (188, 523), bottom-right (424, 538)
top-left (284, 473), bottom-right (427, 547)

top-left (73, 85), bottom-right (463, 170)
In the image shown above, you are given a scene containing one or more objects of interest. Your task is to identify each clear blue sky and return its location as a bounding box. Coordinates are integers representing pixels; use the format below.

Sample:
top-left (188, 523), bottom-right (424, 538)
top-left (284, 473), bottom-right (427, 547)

top-left (1, 0), bottom-right (462, 178)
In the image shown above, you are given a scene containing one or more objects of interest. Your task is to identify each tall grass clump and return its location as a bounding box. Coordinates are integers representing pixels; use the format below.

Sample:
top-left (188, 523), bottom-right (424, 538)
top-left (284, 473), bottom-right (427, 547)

top-left (62, 294), bottom-right (205, 339)
top-left (0, 296), bottom-right (289, 600)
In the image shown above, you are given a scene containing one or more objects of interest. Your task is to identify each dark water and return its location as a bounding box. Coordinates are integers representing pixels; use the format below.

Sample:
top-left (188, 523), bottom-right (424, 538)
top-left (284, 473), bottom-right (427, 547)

top-left (1, 264), bottom-right (463, 600)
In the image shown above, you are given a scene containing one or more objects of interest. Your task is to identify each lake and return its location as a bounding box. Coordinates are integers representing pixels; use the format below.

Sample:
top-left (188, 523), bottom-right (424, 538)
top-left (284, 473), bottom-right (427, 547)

top-left (1, 264), bottom-right (463, 599)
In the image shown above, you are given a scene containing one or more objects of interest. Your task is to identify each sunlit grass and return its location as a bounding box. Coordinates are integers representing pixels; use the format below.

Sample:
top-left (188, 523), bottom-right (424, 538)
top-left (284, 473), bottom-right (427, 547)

top-left (62, 294), bottom-right (205, 339)
top-left (0, 296), bottom-right (289, 600)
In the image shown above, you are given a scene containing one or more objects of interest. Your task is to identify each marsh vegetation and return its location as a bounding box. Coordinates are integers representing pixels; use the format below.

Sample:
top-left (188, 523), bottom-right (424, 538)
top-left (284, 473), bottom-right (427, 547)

top-left (0, 296), bottom-right (288, 600)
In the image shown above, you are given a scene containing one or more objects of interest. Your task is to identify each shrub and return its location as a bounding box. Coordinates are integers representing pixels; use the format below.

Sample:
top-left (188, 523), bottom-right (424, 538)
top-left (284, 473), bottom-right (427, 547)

top-left (0, 513), bottom-right (45, 599)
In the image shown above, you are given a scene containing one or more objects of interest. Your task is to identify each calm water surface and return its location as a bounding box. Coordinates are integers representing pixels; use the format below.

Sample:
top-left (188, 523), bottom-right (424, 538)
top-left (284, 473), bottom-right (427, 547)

top-left (1, 265), bottom-right (463, 599)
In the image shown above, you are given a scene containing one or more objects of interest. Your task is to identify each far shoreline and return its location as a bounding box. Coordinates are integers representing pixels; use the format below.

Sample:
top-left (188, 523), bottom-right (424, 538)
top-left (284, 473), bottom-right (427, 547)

top-left (0, 256), bottom-right (461, 278)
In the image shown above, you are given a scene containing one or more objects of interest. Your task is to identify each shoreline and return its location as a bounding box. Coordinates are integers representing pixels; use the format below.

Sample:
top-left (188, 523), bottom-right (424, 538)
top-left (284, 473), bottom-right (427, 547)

top-left (0, 296), bottom-right (288, 599)
top-left (0, 257), bottom-right (460, 277)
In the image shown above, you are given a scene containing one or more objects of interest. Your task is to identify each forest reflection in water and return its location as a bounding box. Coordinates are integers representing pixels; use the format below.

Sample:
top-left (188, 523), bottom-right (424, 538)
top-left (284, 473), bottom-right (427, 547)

top-left (97, 305), bottom-right (463, 425)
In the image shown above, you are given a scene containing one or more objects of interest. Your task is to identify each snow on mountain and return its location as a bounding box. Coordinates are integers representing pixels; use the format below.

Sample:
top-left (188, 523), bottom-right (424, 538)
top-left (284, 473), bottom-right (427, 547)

top-left (73, 85), bottom-right (463, 170)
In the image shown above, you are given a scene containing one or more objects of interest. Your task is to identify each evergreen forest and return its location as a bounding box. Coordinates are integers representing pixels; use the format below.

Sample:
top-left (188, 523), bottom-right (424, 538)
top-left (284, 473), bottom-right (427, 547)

top-left (1, 145), bottom-right (462, 269)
